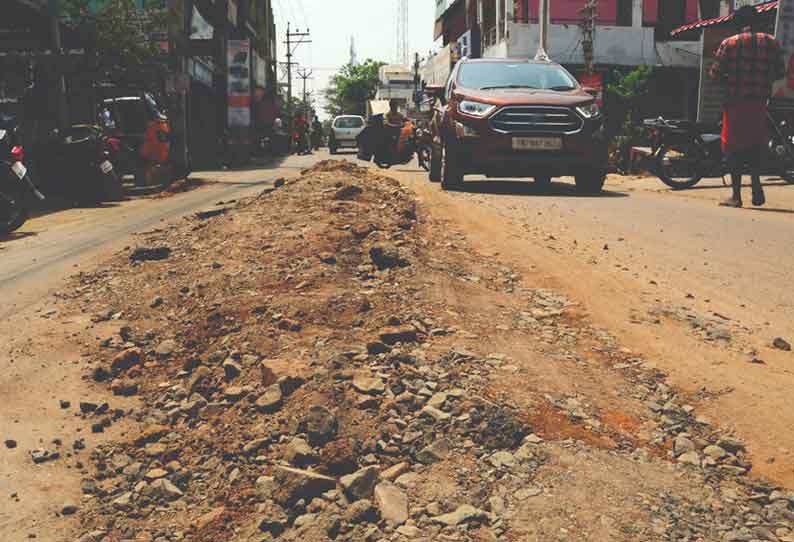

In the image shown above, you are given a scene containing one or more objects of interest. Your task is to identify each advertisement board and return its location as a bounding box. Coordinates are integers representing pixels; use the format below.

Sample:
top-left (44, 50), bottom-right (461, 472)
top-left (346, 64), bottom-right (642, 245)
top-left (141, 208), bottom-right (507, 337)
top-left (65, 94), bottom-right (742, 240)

top-left (228, 39), bottom-right (251, 128)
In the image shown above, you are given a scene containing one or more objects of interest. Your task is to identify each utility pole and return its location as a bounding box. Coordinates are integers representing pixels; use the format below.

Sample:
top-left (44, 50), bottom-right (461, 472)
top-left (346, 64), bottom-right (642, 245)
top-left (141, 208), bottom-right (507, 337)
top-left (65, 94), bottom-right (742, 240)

top-left (297, 67), bottom-right (313, 119)
top-left (49, 0), bottom-right (68, 131)
top-left (535, 0), bottom-right (550, 62)
top-left (581, 0), bottom-right (598, 76)
top-left (284, 23), bottom-right (311, 121)
top-left (412, 52), bottom-right (422, 112)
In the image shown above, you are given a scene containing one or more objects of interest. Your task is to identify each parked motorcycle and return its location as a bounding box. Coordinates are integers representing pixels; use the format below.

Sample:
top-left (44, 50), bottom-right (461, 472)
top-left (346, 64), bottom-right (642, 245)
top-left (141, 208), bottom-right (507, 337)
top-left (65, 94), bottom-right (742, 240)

top-left (0, 126), bottom-right (45, 235)
top-left (643, 111), bottom-right (794, 190)
top-left (30, 125), bottom-right (123, 205)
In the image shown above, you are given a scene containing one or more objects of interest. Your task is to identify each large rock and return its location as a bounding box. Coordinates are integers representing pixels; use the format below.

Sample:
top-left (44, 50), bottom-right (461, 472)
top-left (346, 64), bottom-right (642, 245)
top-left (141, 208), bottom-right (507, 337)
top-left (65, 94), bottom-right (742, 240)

top-left (378, 326), bottom-right (417, 346)
top-left (272, 466), bottom-right (336, 507)
top-left (673, 435), bottom-right (696, 457)
top-left (369, 245), bottom-right (409, 270)
top-left (374, 482), bottom-right (408, 526)
top-left (222, 360), bottom-right (242, 381)
top-left (149, 478), bottom-right (183, 500)
top-left (284, 437), bottom-right (317, 467)
top-left (431, 504), bottom-right (489, 526)
top-left (352, 375), bottom-right (386, 396)
top-left (340, 466), bottom-right (379, 500)
top-left (188, 366), bottom-right (211, 394)
top-left (416, 438), bottom-right (451, 464)
top-left (304, 406), bottom-right (338, 446)
top-left (380, 462), bottom-right (410, 482)
top-left (255, 385), bottom-right (283, 413)
top-left (155, 339), bottom-right (178, 357)
top-left (111, 348), bottom-right (142, 375)
top-left (344, 499), bottom-right (378, 524)
top-left (257, 501), bottom-right (288, 535)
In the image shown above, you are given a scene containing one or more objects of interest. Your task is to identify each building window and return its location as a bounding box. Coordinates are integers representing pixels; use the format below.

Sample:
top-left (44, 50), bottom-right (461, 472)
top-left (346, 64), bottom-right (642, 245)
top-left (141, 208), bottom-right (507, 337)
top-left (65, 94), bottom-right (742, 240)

top-left (659, 0), bottom-right (686, 29)
top-left (617, 0), bottom-right (633, 26)
top-left (699, 0), bottom-right (720, 19)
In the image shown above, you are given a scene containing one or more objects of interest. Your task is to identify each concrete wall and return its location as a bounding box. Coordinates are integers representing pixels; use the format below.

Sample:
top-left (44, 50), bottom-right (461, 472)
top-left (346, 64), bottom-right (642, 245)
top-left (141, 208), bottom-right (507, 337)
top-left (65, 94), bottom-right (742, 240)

top-left (498, 21), bottom-right (699, 68)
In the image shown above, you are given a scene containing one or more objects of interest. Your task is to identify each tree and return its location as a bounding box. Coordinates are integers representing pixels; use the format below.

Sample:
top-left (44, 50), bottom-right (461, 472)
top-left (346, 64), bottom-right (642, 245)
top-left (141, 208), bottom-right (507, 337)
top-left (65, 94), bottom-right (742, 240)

top-left (60, 0), bottom-right (168, 89)
top-left (604, 65), bottom-right (655, 172)
top-left (324, 59), bottom-right (386, 117)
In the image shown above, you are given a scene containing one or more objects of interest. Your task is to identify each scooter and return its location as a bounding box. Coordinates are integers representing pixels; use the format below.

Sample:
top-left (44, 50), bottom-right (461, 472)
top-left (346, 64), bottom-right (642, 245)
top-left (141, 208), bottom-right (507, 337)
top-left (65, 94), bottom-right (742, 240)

top-left (0, 126), bottom-right (45, 235)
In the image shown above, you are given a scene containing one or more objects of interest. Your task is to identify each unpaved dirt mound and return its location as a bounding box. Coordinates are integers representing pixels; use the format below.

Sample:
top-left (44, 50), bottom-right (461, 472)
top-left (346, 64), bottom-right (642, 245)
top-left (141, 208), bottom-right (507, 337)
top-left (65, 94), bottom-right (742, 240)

top-left (46, 161), bottom-right (794, 542)
top-left (304, 158), bottom-right (370, 176)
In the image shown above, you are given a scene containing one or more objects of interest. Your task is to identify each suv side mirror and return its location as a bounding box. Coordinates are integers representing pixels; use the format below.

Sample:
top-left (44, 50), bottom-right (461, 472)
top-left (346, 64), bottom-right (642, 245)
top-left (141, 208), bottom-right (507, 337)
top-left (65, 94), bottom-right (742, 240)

top-left (425, 84), bottom-right (447, 105)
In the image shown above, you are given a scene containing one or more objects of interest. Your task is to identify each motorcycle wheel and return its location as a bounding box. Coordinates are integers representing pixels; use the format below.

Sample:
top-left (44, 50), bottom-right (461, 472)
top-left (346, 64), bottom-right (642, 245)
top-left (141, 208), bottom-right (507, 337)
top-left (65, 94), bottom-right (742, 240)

top-left (0, 175), bottom-right (29, 235)
top-left (656, 144), bottom-right (704, 190)
top-left (102, 170), bottom-right (125, 202)
top-left (418, 147), bottom-right (431, 172)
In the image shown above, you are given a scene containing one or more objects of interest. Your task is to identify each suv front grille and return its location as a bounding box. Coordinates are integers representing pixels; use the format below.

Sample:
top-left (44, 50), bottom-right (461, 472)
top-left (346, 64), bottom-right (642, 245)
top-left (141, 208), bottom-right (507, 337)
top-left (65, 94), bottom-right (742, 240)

top-left (489, 106), bottom-right (582, 135)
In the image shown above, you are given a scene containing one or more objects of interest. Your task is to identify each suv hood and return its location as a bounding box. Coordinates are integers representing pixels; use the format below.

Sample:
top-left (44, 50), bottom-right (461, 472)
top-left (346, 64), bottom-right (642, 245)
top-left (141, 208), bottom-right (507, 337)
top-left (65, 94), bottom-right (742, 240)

top-left (455, 87), bottom-right (593, 108)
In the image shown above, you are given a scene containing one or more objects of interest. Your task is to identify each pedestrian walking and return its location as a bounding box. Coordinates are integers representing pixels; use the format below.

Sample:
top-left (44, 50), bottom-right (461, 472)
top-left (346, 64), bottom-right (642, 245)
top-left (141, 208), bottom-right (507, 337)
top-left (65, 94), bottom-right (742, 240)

top-left (709, 5), bottom-right (785, 208)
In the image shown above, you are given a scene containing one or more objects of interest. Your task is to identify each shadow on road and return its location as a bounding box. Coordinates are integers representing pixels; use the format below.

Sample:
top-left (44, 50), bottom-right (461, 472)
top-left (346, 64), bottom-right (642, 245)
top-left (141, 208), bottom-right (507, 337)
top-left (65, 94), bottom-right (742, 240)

top-left (0, 230), bottom-right (38, 245)
top-left (746, 206), bottom-right (794, 215)
top-left (670, 178), bottom-right (793, 191)
top-left (452, 180), bottom-right (629, 198)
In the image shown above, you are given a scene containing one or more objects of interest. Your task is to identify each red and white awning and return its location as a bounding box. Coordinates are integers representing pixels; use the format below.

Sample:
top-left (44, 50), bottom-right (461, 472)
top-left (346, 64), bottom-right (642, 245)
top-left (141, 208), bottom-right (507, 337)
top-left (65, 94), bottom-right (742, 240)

top-left (670, 1), bottom-right (778, 36)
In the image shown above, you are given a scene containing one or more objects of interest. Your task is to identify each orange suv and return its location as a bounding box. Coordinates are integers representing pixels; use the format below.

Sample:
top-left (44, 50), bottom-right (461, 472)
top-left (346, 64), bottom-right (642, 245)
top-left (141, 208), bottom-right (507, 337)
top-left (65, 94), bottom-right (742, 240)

top-left (427, 58), bottom-right (607, 193)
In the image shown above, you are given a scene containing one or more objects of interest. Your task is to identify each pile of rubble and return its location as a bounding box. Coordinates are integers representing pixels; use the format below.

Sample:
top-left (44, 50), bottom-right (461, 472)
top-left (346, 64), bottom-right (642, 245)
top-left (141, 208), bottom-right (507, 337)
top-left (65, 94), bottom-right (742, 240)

top-left (44, 160), bottom-right (794, 542)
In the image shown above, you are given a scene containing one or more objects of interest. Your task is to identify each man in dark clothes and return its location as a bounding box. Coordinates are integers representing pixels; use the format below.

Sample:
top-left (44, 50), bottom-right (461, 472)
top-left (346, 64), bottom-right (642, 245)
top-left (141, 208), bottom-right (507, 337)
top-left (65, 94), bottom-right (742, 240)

top-left (709, 5), bottom-right (785, 208)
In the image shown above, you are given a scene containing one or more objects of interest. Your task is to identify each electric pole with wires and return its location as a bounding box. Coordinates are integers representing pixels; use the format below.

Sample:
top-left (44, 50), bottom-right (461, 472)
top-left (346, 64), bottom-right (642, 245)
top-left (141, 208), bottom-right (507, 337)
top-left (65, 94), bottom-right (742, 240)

top-left (284, 23), bottom-right (312, 121)
top-left (297, 67), bottom-right (314, 119)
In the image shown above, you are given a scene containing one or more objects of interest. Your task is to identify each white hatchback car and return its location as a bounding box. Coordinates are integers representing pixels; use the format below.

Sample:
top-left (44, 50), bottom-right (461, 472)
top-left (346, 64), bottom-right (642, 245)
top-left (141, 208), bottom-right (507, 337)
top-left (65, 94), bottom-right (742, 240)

top-left (329, 115), bottom-right (366, 154)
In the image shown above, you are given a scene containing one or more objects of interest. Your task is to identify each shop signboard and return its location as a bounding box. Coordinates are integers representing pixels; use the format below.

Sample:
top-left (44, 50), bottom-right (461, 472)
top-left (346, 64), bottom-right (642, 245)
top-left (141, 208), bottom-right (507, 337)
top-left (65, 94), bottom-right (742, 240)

top-left (228, 39), bottom-right (251, 128)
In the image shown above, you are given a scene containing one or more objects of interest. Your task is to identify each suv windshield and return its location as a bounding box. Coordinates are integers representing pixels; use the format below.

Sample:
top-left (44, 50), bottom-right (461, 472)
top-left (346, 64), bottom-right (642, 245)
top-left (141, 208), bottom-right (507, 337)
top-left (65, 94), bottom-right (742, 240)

top-left (459, 62), bottom-right (578, 91)
top-left (335, 117), bottom-right (364, 129)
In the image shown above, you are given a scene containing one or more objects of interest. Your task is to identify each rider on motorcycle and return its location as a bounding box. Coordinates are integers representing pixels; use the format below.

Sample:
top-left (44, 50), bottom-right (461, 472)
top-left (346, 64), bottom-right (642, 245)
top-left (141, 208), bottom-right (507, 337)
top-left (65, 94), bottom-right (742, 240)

top-left (383, 100), bottom-right (408, 157)
top-left (293, 113), bottom-right (311, 155)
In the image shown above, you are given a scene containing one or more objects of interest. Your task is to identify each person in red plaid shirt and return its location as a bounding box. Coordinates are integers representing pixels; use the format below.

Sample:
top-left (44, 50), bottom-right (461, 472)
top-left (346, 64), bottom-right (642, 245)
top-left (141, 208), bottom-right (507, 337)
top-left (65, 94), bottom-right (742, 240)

top-left (709, 5), bottom-right (784, 208)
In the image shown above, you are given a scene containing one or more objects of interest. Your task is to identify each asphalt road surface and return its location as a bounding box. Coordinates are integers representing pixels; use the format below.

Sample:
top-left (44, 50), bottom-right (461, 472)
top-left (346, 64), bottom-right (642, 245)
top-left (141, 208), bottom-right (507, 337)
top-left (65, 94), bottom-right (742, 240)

top-left (0, 157), bottom-right (316, 320)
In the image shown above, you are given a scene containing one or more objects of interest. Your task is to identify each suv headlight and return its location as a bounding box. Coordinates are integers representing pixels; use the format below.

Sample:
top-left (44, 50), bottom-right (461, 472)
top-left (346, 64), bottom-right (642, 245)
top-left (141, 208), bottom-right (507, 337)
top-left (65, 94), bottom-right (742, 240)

top-left (459, 100), bottom-right (496, 118)
top-left (576, 103), bottom-right (601, 119)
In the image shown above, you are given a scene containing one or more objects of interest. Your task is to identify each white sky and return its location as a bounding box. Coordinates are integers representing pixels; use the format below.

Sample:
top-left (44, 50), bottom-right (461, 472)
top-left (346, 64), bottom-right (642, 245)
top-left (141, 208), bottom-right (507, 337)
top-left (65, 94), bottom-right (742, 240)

top-left (271, 0), bottom-right (439, 118)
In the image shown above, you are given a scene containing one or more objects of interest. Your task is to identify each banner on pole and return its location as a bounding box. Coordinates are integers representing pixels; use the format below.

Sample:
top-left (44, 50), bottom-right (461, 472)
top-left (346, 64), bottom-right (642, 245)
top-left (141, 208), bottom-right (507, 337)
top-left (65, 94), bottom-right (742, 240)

top-left (228, 39), bottom-right (251, 128)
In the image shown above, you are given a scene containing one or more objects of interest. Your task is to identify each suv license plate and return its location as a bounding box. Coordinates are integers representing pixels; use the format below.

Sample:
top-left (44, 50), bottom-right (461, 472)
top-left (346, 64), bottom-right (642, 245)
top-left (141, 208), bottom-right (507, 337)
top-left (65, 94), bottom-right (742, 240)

top-left (11, 161), bottom-right (27, 179)
top-left (512, 137), bottom-right (562, 151)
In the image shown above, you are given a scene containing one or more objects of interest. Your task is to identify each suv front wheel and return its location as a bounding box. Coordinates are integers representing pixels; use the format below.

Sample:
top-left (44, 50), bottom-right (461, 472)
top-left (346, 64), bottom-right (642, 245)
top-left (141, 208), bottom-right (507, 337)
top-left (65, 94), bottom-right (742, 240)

top-left (429, 144), bottom-right (442, 183)
top-left (574, 171), bottom-right (606, 195)
top-left (441, 143), bottom-right (464, 190)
